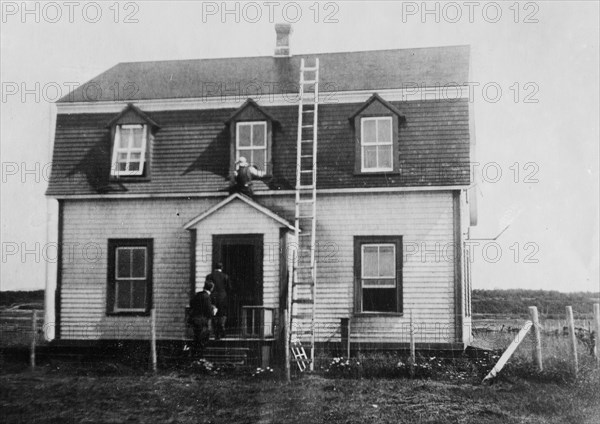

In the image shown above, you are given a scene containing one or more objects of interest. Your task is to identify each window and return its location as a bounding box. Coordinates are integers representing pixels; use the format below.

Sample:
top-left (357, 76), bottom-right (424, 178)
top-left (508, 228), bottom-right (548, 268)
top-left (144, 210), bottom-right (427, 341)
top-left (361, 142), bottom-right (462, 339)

top-left (236, 121), bottom-right (267, 172)
top-left (354, 236), bottom-right (402, 313)
top-left (361, 117), bottom-right (393, 172)
top-left (107, 239), bottom-right (152, 314)
top-left (111, 124), bottom-right (148, 177)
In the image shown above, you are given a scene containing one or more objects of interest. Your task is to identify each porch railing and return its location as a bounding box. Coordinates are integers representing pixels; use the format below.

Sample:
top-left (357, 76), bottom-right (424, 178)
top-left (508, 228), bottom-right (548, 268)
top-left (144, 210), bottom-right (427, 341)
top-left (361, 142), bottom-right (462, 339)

top-left (241, 306), bottom-right (275, 339)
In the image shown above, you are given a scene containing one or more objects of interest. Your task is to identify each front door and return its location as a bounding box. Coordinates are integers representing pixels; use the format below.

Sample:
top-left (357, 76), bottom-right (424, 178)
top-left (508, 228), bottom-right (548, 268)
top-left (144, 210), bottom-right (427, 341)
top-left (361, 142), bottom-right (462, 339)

top-left (213, 234), bottom-right (263, 334)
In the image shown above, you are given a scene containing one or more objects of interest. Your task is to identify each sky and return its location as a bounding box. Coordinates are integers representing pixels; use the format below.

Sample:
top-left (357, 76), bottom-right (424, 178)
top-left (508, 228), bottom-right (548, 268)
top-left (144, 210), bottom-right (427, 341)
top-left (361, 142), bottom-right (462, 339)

top-left (1, 1), bottom-right (599, 293)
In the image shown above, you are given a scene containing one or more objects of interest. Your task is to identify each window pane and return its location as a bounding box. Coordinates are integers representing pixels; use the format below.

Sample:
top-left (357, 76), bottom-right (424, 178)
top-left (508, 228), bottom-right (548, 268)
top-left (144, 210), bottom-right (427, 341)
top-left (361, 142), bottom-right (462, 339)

top-left (116, 281), bottom-right (131, 309)
top-left (363, 146), bottom-right (377, 169)
top-left (131, 248), bottom-right (146, 278)
top-left (379, 246), bottom-right (395, 277)
top-left (252, 149), bottom-right (266, 170)
top-left (131, 128), bottom-right (144, 148)
top-left (116, 248), bottom-right (131, 278)
top-left (252, 124), bottom-right (266, 146)
top-left (363, 288), bottom-right (397, 312)
top-left (131, 281), bottom-right (146, 309)
top-left (119, 131), bottom-right (130, 148)
top-left (378, 145), bottom-right (392, 169)
top-left (362, 246), bottom-right (378, 277)
top-left (377, 118), bottom-right (392, 143)
top-left (362, 119), bottom-right (376, 143)
top-left (238, 124), bottom-right (251, 147)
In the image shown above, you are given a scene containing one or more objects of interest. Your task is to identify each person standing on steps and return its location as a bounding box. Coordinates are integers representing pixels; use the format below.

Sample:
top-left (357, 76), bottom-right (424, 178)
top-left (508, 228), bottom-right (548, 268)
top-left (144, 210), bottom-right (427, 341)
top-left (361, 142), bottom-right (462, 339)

top-left (188, 280), bottom-right (215, 357)
top-left (207, 262), bottom-right (232, 340)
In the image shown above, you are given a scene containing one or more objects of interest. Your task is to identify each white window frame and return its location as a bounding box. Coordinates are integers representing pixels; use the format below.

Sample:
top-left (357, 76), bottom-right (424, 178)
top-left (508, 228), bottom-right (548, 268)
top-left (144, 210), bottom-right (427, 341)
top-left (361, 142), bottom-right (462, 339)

top-left (111, 124), bottom-right (147, 177)
top-left (114, 246), bottom-right (148, 312)
top-left (361, 243), bottom-right (396, 289)
top-left (360, 116), bottom-right (393, 172)
top-left (236, 121), bottom-right (267, 172)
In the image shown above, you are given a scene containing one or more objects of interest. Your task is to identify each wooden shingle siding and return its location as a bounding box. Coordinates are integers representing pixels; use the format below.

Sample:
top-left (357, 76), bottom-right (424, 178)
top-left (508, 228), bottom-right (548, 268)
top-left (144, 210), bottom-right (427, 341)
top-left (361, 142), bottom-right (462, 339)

top-left (59, 198), bottom-right (220, 340)
top-left (47, 99), bottom-right (470, 196)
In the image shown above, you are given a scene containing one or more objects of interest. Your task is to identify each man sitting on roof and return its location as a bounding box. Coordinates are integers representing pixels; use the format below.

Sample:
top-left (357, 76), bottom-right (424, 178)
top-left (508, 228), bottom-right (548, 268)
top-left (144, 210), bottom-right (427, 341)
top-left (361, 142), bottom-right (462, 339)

top-left (230, 156), bottom-right (266, 197)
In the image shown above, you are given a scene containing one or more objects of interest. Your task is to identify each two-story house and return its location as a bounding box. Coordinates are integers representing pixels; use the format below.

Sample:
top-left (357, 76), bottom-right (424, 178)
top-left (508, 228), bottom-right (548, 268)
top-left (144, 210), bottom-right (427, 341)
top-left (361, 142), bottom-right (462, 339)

top-left (46, 25), bottom-right (476, 364)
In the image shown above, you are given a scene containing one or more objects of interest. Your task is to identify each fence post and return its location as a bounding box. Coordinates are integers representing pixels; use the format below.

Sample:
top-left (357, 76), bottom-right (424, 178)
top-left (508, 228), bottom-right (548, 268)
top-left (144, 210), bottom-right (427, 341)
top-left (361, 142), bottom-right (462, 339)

top-left (150, 308), bottom-right (157, 372)
top-left (529, 306), bottom-right (543, 371)
top-left (284, 309), bottom-right (290, 383)
top-left (30, 310), bottom-right (37, 369)
top-left (566, 306), bottom-right (578, 377)
top-left (594, 303), bottom-right (600, 366)
top-left (409, 310), bottom-right (416, 376)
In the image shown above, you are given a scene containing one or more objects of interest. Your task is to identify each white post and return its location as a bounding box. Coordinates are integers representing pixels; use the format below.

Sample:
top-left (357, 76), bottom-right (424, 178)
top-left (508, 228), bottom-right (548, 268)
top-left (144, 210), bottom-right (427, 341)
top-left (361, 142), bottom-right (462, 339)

top-left (483, 321), bottom-right (533, 382)
top-left (150, 308), bottom-right (157, 372)
top-left (409, 310), bottom-right (415, 377)
top-left (30, 310), bottom-right (37, 369)
top-left (566, 306), bottom-right (578, 377)
top-left (529, 306), bottom-right (543, 371)
top-left (593, 303), bottom-right (600, 366)
top-left (284, 309), bottom-right (290, 382)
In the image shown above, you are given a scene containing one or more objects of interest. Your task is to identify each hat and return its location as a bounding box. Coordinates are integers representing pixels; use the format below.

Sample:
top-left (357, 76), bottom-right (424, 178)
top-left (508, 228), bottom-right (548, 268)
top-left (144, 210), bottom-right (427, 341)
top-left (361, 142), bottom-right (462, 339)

top-left (236, 156), bottom-right (248, 166)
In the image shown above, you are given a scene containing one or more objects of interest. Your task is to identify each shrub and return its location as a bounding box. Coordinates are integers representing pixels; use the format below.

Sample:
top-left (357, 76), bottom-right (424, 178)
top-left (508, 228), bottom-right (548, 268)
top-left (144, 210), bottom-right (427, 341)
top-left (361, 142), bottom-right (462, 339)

top-left (324, 357), bottom-right (361, 378)
top-left (189, 358), bottom-right (216, 375)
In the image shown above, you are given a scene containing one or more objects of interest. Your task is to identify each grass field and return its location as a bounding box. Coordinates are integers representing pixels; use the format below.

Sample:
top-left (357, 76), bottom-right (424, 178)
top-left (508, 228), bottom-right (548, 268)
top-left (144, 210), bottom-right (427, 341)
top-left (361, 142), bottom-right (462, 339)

top-left (1, 361), bottom-right (600, 424)
top-left (1, 310), bottom-right (599, 423)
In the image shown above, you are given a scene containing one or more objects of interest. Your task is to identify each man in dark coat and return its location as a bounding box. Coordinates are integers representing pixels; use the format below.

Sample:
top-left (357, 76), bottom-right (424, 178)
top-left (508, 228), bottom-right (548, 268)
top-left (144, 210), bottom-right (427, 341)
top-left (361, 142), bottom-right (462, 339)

top-left (189, 281), bottom-right (215, 357)
top-left (206, 262), bottom-right (232, 340)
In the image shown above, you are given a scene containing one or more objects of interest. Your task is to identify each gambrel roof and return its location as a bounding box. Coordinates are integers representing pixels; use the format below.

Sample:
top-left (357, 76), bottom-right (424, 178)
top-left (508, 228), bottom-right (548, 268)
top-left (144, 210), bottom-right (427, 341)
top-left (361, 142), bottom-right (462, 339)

top-left (58, 46), bottom-right (470, 103)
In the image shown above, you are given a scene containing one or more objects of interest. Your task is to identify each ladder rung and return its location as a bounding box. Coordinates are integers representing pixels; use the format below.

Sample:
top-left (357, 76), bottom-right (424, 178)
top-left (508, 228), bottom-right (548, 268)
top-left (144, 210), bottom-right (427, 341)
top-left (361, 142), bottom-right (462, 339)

top-left (296, 186), bottom-right (315, 190)
top-left (301, 139), bottom-right (313, 143)
top-left (302, 80), bottom-right (316, 84)
top-left (302, 110), bottom-right (314, 113)
top-left (302, 125), bottom-right (314, 128)
top-left (300, 170), bottom-right (313, 174)
top-left (292, 314), bottom-right (313, 320)
top-left (302, 66), bottom-right (318, 72)
top-left (293, 299), bottom-right (314, 304)
top-left (293, 330), bottom-right (315, 336)
top-left (300, 154), bottom-right (313, 158)
top-left (296, 215), bottom-right (314, 219)
top-left (295, 264), bottom-right (314, 269)
top-left (293, 281), bottom-right (314, 286)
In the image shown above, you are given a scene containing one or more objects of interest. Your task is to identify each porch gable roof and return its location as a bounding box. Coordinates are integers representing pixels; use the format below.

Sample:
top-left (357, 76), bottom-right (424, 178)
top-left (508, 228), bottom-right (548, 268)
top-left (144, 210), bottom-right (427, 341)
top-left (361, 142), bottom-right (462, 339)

top-left (184, 193), bottom-right (295, 231)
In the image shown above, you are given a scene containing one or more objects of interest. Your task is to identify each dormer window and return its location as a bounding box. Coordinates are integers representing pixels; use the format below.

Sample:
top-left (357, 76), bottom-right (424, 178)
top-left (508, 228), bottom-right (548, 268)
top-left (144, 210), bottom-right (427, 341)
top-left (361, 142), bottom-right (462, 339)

top-left (361, 117), bottom-right (393, 172)
top-left (350, 93), bottom-right (406, 175)
top-left (236, 121), bottom-right (267, 171)
top-left (111, 124), bottom-right (148, 177)
top-left (106, 104), bottom-right (159, 180)
top-left (226, 99), bottom-right (278, 177)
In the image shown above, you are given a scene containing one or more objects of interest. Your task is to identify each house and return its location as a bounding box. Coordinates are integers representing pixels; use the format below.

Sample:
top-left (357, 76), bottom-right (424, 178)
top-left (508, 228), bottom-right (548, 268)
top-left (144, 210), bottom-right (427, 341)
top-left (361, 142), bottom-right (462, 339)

top-left (45, 25), bottom-right (477, 364)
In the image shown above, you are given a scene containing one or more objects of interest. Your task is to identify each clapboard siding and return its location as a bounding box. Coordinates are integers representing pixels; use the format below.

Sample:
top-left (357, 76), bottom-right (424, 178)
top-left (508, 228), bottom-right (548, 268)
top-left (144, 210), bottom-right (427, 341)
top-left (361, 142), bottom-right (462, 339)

top-left (190, 200), bottom-right (286, 311)
top-left (59, 198), bottom-right (220, 340)
top-left (258, 191), bottom-right (458, 344)
top-left (58, 190), bottom-right (461, 345)
top-left (47, 99), bottom-right (470, 196)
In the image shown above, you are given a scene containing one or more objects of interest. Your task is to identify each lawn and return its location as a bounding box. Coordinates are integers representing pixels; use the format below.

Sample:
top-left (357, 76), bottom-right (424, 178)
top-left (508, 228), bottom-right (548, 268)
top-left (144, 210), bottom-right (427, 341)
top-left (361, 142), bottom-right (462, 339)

top-left (1, 360), bottom-right (599, 424)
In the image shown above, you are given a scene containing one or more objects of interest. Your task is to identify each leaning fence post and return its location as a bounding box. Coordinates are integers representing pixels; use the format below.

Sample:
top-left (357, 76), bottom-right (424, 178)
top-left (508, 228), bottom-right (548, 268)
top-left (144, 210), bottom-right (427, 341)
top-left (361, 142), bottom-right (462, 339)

top-left (593, 303), bottom-right (600, 366)
top-left (566, 306), bottom-right (578, 377)
top-left (150, 308), bottom-right (157, 372)
top-left (30, 310), bottom-right (37, 369)
top-left (529, 306), bottom-right (543, 371)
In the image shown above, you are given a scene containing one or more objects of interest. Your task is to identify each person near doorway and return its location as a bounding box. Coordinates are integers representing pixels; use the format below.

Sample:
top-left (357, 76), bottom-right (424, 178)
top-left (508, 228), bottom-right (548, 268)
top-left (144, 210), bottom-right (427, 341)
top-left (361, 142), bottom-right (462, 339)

top-left (188, 280), bottom-right (215, 357)
top-left (230, 156), bottom-right (266, 197)
top-left (207, 262), bottom-right (232, 340)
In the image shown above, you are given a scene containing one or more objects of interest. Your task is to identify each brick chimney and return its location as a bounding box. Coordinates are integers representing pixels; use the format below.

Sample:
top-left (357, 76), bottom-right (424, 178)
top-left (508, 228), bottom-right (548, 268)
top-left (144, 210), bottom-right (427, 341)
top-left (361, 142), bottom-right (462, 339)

top-left (274, 23), bottom-right (292, 57)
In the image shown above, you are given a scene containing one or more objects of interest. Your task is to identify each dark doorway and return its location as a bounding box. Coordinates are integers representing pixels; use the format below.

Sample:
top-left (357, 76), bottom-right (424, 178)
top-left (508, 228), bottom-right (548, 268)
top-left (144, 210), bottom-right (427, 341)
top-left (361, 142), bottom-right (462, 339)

top-left (213, 234), bottom-right (263, 334)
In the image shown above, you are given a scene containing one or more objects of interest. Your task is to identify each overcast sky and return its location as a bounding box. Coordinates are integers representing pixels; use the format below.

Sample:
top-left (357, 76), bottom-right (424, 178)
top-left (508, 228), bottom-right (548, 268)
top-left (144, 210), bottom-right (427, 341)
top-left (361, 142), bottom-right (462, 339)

top-left (1, 1), bottom-right (598, 293)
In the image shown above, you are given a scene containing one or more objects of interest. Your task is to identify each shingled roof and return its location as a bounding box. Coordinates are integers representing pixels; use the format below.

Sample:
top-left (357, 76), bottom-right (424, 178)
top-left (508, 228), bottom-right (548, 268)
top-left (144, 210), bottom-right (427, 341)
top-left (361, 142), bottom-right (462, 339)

top-left (58, 45), bottom-right (470, 103)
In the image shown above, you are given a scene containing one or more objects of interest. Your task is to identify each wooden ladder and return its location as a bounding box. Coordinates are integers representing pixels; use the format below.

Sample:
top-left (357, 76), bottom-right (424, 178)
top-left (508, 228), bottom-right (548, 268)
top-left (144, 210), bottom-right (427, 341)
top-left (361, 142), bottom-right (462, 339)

top-left (290, 58), bottom-right (319, 372)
